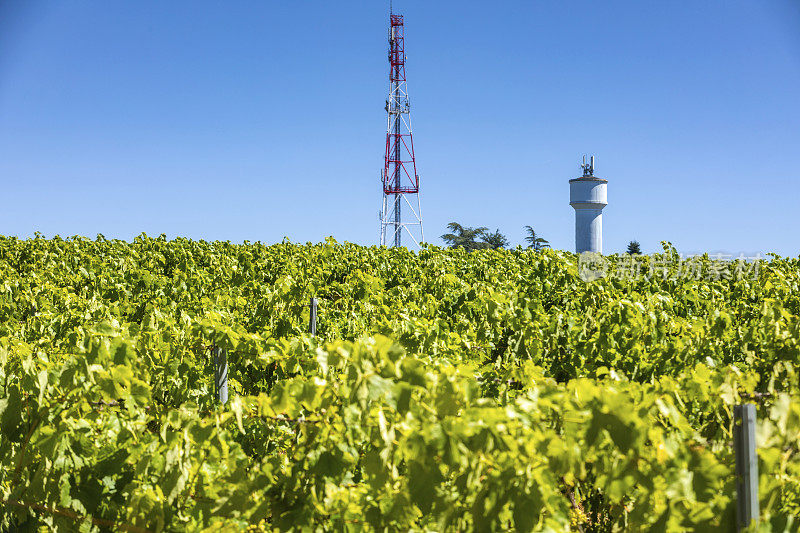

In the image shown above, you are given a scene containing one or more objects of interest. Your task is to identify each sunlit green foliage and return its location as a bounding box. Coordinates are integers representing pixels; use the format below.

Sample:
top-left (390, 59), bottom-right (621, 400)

top-left (0, 235), bottom-right (798, 531)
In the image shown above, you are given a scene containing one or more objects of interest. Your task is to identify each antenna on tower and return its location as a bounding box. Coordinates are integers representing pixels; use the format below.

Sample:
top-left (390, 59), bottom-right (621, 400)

top-left (581, 155), bottom-right (595, 177)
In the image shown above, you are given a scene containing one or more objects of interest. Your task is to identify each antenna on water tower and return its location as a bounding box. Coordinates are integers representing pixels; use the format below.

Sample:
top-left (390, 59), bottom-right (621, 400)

top-left (581, 155), bottom-right (595, 177)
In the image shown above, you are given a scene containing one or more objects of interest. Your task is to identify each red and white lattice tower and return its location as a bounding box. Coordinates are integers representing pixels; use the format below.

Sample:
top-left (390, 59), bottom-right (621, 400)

top-left (379, 12), bottom-right (423, 248)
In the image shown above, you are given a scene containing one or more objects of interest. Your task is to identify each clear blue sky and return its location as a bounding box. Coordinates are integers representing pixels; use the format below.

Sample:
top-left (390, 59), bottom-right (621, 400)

top-left (1, 1), bottom-right (799, 256)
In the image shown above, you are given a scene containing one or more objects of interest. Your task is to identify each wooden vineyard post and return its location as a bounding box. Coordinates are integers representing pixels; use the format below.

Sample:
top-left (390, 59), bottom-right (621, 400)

top-left (309, 297), bottom-right (318, 336)
top-left (734, 403), bottom-right (759, 530)
top-left (214, 346), bottom-right (228, 404)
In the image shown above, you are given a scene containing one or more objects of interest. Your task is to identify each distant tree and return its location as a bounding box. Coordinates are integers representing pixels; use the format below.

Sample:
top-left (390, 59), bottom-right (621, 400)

top-left (524, 226), bottom-right (550, 251)
top-left (441, 222), bottom-right (489, 251)
top-left (481, 229), bottom-right (508, 250)
top-left (627, 240), bottom-right (641, 255)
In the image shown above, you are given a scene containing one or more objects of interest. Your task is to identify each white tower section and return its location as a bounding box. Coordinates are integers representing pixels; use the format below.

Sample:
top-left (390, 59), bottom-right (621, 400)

top-left (569, 156), bottom-right (608, 254)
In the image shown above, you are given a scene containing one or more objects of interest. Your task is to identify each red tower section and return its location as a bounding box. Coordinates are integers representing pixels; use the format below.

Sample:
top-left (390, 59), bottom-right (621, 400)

top-left (383, 15), bottom-right (418, 195)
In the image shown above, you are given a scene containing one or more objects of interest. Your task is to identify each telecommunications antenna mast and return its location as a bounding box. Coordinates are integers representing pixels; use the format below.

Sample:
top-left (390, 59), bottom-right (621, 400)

top-left (379, 9), bottom-right (423, 247)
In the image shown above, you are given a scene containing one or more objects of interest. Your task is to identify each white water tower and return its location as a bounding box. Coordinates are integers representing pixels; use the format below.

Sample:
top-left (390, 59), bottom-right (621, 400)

top-left (569, 156), bottom-right (608, 254)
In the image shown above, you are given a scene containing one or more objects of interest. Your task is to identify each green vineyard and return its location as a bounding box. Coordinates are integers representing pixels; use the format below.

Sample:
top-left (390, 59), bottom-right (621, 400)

top-left (1, 235), bottom-right (798, 531)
